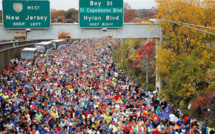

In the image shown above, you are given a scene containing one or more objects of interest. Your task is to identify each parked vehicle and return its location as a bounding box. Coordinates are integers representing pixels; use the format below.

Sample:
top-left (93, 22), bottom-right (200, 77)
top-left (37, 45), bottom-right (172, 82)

top-left (51, 39), bottom-right (66, 49)
top-left (35, 41), bottom-right (54, 54)
top-left (21, 48), bottom-right (37, 60)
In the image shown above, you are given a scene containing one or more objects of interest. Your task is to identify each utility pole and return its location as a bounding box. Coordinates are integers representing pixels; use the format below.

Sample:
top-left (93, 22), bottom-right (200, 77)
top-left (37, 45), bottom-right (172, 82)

top-left (133, 59), bottom-right (134, 78)
top-left (146, 39), bottom-right (149, 87)
top-left (120, 39), bottom-right (123, 63)
top-left (120, 38), bottom-right (123, 48)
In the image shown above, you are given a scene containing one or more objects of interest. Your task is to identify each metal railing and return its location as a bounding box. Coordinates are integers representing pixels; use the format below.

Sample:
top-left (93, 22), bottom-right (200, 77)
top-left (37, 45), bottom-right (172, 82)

top-left (0, 40), bottom-right (49, 53)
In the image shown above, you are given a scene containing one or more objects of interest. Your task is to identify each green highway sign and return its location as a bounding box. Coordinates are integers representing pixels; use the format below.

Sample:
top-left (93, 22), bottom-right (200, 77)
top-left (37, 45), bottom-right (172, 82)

top-left (2, 0), bottom-right (50, 29)
top-left (79, 0), bottom-right (123, 28)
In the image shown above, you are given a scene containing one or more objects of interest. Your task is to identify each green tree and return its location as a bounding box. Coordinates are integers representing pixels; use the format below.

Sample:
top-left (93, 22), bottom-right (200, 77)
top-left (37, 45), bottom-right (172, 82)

top-left (0, 10), bottom-right (2, 23)
top-left (66, 8), bottom-right (78, 21)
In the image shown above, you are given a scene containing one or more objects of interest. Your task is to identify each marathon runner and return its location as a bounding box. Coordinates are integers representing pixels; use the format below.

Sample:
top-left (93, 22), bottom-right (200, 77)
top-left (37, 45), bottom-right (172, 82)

top-left (0, 39), bottom-right (199, 134)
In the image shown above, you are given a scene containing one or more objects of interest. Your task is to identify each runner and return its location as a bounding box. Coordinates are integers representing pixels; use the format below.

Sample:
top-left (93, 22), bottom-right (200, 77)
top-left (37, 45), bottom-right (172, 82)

top-left (0, 39), bottom-right (199, 134)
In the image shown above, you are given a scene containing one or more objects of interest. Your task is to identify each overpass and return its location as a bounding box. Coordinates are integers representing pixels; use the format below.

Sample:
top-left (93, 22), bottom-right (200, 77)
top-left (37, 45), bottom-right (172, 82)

top-left (0, 23), bottom-right (161, 40)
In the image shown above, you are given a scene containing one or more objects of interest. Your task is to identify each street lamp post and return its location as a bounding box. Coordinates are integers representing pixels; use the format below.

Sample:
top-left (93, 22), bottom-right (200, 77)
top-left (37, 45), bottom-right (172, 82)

top-left (155, 26), bottom-right (163, 92)
top-left (146, 38), bottom-right (149, 87)
top-left (150, 19), bottom-right (215, 35)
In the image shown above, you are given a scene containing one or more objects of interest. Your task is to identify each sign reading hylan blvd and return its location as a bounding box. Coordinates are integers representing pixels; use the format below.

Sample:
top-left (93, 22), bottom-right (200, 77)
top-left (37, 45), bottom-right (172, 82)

top-left (79, 0), bottom-right (123, 28)
top-left (2, 0), bottom-right (50, 29)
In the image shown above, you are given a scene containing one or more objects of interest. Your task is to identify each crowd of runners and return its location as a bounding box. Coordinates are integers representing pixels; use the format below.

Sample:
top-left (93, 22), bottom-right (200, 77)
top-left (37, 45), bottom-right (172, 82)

top-left (0, 39), bottom-right (201, 134)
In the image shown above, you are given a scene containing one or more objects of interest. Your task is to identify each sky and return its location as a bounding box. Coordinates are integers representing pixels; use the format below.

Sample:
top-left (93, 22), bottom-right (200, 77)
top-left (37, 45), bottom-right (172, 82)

top-left (0, 0), bottom-right (156, 10)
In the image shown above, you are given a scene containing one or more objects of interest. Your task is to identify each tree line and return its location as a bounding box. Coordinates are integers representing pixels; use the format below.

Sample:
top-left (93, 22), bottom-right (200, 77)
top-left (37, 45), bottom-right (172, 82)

top-left (113, 0), bottom-right (215, 127)
top-left (51, 3), bottom-right (141, 23)
top-left (51, 8), bottom-right (79, 23)
top-left (0, 3), bottom-right (155, 23)
top-left (155, 0), bottom-right (215, 127)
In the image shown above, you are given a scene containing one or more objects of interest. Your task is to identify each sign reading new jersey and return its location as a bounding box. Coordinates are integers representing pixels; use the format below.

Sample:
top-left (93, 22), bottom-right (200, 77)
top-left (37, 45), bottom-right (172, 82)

top-left (79, 0), bottom-right (123, 28)
top-left (2, 0), bottom-right (50, 29)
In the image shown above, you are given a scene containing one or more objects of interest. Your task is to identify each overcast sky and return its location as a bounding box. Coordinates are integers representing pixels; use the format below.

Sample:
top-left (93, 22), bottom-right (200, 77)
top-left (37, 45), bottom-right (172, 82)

top-left (0, 0), bottom-right (156, 10)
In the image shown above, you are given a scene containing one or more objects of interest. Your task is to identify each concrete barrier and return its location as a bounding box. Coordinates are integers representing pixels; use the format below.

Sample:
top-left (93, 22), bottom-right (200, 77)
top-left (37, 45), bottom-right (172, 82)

top-left (0, 40), bottom-right (47, 74)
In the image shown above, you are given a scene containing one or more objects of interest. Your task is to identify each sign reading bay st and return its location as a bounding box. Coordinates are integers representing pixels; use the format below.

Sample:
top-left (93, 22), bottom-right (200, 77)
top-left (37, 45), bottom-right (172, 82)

top-left (79, 0), bottom-right (123, 28)
top-left (2, 0), bottom-right (50, 29)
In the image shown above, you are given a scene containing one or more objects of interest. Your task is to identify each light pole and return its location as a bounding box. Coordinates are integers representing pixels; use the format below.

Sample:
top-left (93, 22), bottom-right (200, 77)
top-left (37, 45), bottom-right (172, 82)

top-left (57, 17), bottom-right (59, 23)
top-left (146, 38), bottom-right (149, 87)
top-left (148, 19), bottom-right (163, 92)
top-left (150, 19), bottom-right (215, 92)
top-left (149, 19), bottom-right (215, 36)
top-left (155, 26), bottom-right (162, 92)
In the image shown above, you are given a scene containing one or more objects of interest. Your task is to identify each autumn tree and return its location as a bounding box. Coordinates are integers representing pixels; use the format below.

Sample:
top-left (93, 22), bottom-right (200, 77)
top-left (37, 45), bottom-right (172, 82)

top-left (51, 10), bottom-right (66, 19)
top-left (113, 39), bottom-right (156, 91)
top-left (134, 42), bottom-right (156, 86)
top-left (155, 0), bottom-right (215, 124)
top-left (149, 13), bottom-right (157, 19)
top-left (124, 3), bottom-right (137, 23)
top-left (57, 15), bottom-right (66, 23)
top-left (139, 10), bottom-right (150, 19)
top-left (134, 42), bottom-right (156, 67)
top-left (192, 89), bottom-right (215, 126)
top-left (113, 39), bottom-right (140, 77)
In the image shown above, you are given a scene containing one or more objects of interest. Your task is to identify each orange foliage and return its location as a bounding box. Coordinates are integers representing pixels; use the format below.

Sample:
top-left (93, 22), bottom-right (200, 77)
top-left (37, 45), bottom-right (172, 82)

top-left (51, 19), bottom-right (55, 23)
top-left (68, 18), bottom-right (73, 23)
top-left (58, 15), bottom-right (66, 23)
top-left (67, 8), bottom-right (76, 12)
top-left (51, 10), bottom-right (66, 19)
top-left (124, 3), bottom-right (137, 23)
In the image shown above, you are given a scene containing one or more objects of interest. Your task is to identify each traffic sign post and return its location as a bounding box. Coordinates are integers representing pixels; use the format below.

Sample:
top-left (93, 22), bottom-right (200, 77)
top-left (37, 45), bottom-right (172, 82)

top-left (79, 0), bottom-right (123, 28)
top-left (2, 0), bottom-right (50, 29)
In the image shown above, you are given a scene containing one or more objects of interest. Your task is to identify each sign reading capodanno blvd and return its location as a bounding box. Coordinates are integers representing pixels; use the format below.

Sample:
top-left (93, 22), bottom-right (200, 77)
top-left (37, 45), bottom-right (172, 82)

top-left (2, 0), bottom-right (50, 29)
top-left (79, 0), bottom-right (123, 28)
